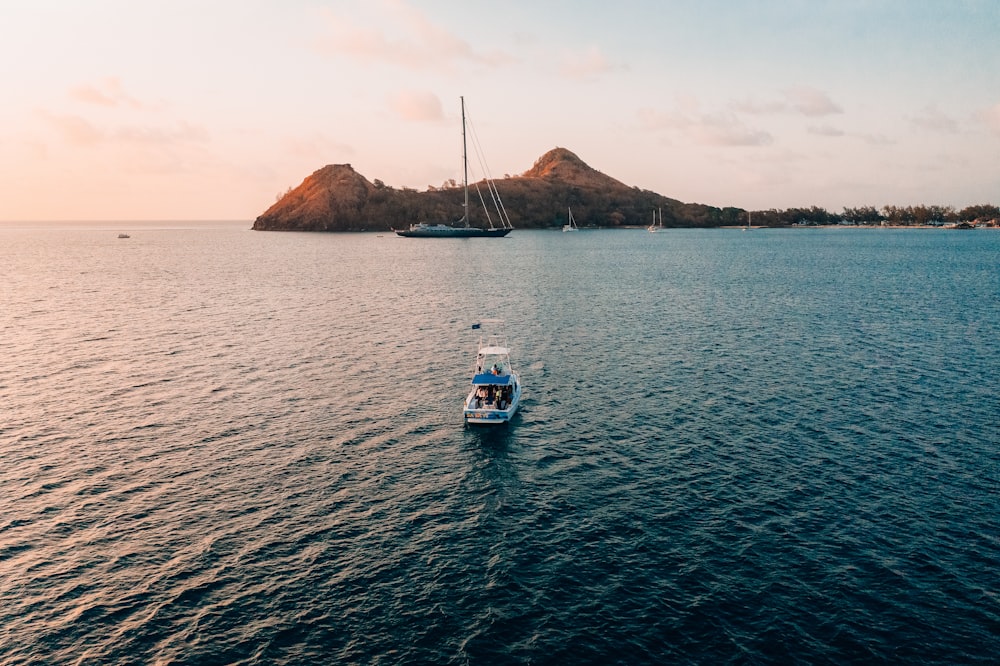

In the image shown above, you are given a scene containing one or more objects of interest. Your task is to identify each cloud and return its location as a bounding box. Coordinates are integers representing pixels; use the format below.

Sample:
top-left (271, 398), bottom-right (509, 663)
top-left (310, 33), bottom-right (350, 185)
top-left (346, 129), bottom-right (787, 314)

top-left (115, 122), bottom-right (210, 145)
top-left (695, 117), bottom-right (773, 146)
top-left (285, 133), bottom-right (355, 161)
top-left (857, 132), bottom-right (895, 146)
top-left (731, 98), bottom-right (788, 115)
top-left (559, 46), bottom-right (625, 80)
top-left (316, 0), bottom-right (512, 70)
top-left (808, 124), bottom-right (845, 137)
top-left (37, 110), bottom-right (209, 147)
top-left (69, 77), bottom-right (143, 109)
top-left (909, 105), bottom-right (958, 133)
top-left (732, 87), bottom-right (842, 118)
top-left (783, 86), bottom-right (842, 117)
top-left (37, 112), bottom-right (104, 146)
top-left (390, 90), bottom-right (444, 122)
top-left (639, 105), bottom-right (772, 147)
top-left (977, 102), bottom-right (1000, 135)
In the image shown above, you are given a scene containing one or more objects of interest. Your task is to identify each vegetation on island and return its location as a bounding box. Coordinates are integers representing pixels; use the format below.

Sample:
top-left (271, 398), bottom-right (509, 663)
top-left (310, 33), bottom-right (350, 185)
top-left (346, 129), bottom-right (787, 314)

top-left (750, 203), bottom-right (999, 227)
top-left (252, 148), bottom-right (999, 232)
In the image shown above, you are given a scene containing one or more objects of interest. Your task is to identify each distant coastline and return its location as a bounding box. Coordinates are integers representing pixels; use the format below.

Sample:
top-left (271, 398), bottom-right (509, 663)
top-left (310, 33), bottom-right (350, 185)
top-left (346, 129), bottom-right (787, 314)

top-left (716, 222), bottom-right (997, 230)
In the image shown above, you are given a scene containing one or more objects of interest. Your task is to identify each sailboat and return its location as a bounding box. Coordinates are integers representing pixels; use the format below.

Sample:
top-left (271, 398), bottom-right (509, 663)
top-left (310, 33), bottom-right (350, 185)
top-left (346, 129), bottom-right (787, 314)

top-left (562, 207), bottom-right (579, 232)
top-left (743, 210), bottom-right (751, 231)
top-left (394, 97), bottom-right (512, 238)
top-left (648, 207), bottom-right (665, 232)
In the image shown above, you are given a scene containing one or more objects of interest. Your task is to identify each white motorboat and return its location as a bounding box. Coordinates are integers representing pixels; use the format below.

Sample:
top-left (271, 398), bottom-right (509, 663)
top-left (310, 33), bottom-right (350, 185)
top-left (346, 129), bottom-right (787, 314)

top-left (463, 319), bottom-right (521, 425)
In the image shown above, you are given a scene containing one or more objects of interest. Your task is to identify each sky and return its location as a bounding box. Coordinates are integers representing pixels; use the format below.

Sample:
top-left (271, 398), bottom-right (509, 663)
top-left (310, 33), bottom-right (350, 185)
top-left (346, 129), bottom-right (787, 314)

top-left (1, 0), bottom-right (998, 221)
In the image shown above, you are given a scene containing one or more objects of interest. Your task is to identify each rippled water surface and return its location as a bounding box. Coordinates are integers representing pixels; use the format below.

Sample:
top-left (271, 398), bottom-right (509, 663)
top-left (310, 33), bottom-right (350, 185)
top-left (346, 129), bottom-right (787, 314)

top-left (2, 223), bottom-right (998, 664)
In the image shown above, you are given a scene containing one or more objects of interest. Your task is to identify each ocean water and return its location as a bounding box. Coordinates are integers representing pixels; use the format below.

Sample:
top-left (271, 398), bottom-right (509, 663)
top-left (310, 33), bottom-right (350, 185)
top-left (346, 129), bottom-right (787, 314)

top-left (1, 223), bottom-right (998, 664)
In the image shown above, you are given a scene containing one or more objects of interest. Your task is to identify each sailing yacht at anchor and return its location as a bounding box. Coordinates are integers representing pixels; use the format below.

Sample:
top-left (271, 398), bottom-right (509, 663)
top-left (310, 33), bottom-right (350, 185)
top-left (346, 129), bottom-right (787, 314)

top-left (648, 207), bottom-right (666, 232)
top-left (394, 97), bottom-right (513, 238)
top-left (563, 207), bottom-right (579, 232)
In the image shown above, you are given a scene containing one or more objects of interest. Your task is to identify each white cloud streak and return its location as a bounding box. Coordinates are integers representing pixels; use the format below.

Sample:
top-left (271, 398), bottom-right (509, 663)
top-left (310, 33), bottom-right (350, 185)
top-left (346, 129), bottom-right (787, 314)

top-left (734, 86), bottom-right (842, 117)
top-left (390, 90), bottom-right (444, 122)
top-left (69, 77), bottom-right (144, 109)
top-left (558, 46), bottom-right (625, 80)
top-left (909, 105), bottom-right (958, 133)
top-left (977, 102), bottom-right (1000, 135)
top-left (315, 0), bottom-right (513, 70)
top-left (638, 106), bottom-right (773, 147)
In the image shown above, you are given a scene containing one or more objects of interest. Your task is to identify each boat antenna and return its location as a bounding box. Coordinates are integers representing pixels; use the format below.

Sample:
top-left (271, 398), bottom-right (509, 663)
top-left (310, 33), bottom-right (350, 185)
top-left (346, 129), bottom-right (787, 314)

top-left (461, 96), bottom-right (469, 228)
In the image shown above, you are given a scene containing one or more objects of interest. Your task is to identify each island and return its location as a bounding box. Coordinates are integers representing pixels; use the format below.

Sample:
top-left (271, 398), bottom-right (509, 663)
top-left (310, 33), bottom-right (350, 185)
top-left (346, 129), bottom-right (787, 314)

top-left (252, 147), bottom-right (999, 232)
top-left (252, 148), bottom-right (733, 232)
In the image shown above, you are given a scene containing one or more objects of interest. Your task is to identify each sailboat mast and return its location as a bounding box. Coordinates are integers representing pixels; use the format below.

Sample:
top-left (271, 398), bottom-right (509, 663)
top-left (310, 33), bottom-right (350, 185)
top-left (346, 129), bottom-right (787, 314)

top-left (461, 96), bottom-right (469, 227)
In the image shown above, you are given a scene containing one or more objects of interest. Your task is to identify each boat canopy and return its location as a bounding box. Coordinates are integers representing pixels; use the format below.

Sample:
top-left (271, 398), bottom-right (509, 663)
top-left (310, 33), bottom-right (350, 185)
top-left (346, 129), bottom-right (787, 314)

top-left (472, 373), bottom-right (514, 386)
top-left (478, 346), bottom-right (509, 356)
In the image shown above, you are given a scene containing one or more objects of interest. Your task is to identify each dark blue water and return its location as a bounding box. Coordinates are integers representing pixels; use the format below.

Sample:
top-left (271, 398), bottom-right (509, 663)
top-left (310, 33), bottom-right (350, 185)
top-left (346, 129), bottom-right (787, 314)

top-left (2, 224), bottom-right (998, 664)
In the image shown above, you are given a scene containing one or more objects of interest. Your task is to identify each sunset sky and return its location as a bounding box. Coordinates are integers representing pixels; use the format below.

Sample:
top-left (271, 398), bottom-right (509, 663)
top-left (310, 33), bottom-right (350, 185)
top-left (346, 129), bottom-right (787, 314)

top-left (2, 0), bottom-right (998, 221)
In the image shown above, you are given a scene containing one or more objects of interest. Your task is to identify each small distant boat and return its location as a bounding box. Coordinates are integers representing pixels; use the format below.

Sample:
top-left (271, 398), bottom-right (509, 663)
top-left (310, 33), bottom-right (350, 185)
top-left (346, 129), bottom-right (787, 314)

top-left (464, 319), bottom-right (521, 425)
top-left (743, 211), bottom-right (751, 231)
top-left (562, 207), bottom-right (579, 232)
top-left (118, 233), bottom-right (130, 239)
top-left (648, 207), bottom-right (665, 232)
top-left (395, 97), bottom-right (512, 238)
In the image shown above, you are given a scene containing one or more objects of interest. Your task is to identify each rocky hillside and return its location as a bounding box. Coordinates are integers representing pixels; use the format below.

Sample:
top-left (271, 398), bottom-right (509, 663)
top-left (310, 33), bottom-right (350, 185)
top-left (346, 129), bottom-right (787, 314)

top-left (252, 148), bottom-right (739, 231)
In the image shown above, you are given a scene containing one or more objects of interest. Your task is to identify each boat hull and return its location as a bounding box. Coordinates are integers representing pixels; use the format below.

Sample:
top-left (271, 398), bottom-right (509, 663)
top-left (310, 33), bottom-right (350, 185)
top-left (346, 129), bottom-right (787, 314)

top-left (463, 374), bottom-right (521, 425)
top-left (463, 394), bottom-right (520, 424)
top-left (395, 226), bottom-right (511, 238)
top-left (463, 403), bottom-right (519, 424)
